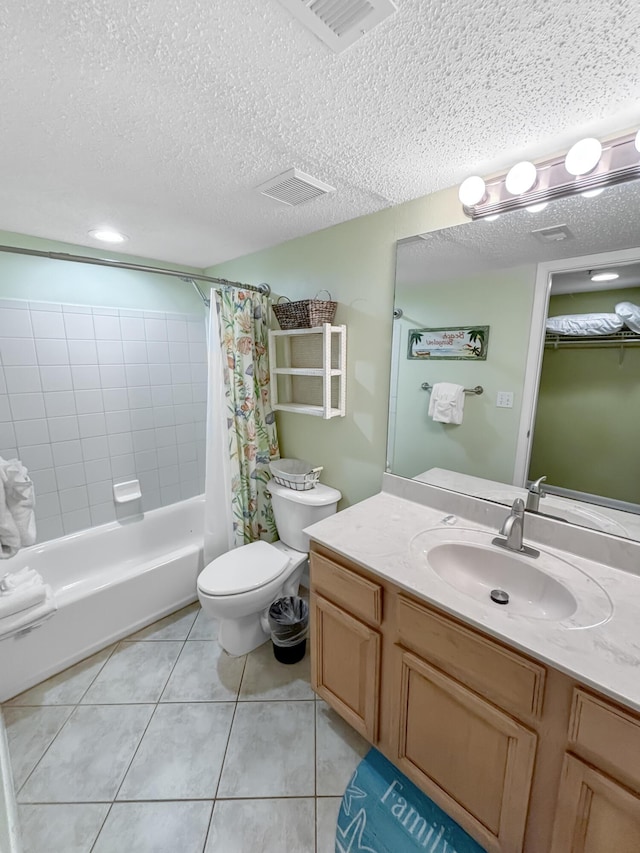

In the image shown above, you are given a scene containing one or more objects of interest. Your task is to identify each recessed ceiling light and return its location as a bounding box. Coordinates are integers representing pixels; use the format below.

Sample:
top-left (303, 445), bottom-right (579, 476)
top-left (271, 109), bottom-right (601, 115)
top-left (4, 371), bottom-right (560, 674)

top-left (590, 270), bottom-right (619, 282)
top-left (89, 228), bottom-right (128, 244)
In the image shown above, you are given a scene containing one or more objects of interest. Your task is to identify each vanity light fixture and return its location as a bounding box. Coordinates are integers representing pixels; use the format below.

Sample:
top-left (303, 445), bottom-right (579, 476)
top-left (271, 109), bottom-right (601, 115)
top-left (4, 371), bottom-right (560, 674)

top-left (459, 129), bottom-right (640, 220)
top-left (590, 270), bottom-right (620, 282)
top-left (89, 228), bottom-right (128, 244)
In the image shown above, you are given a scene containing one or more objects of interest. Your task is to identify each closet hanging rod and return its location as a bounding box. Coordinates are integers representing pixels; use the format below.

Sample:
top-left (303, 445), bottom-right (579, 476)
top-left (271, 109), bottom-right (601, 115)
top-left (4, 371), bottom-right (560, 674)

top-left (0, 244), bottom-right (271, 297)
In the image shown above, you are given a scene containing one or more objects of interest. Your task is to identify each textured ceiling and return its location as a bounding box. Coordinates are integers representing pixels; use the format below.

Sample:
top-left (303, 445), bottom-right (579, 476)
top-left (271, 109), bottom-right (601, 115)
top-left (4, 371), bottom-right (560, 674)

top-left (396, 180), bottom-right (640, 286)
top-left (1, 0), bottom-right (640, 267)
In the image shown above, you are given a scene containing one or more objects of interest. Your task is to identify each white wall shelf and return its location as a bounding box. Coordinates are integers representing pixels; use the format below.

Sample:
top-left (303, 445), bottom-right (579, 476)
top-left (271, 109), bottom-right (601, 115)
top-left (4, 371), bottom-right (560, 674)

top-left (268, 323), bottom-right (346, 419)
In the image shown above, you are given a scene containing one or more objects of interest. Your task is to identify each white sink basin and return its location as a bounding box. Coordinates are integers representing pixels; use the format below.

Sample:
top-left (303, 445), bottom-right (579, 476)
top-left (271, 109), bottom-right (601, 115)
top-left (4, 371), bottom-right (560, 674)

top-left (410, 527), bottom-right (613, 628)
top-left (427, 541), bottom-right (576, 620)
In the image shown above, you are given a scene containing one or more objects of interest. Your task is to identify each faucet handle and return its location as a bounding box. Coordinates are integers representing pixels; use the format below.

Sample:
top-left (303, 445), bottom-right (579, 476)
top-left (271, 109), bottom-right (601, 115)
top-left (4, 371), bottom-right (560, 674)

top-left (511, 498), bottom-right (525, 516)
top-left (529, 475), bottom-right (547, 496)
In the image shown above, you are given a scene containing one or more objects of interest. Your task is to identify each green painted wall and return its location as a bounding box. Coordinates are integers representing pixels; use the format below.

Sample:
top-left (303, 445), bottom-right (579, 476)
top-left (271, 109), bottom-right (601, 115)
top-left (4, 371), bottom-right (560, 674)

top-left (0, 230), bottom-right (206, 314)
top-left (391, 265), bottom-right (537, 482)
top-left (208, 188), bottom-right (466, 506)
top-left (529, 287), bottom-right (640, 503)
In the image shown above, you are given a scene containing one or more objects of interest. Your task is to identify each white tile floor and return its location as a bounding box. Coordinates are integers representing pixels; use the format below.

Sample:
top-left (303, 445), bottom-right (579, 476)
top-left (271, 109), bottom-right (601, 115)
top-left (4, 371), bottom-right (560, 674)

top-left (2, 603), bottom-right (369, 853)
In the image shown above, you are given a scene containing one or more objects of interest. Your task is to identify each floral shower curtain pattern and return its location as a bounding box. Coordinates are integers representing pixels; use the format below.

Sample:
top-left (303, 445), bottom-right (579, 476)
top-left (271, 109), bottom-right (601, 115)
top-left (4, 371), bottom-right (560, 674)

top-left (216, 287), bottom-right (280, 545)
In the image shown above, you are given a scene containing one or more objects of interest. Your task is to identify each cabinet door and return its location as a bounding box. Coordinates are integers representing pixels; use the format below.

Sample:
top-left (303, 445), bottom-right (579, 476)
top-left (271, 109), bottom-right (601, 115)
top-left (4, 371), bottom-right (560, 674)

top-left (310, 593), bottom-right (380, 741)
top-left (393, 648), bottom-right (537, 853)
top-left (550, 755), bottom-right (640, 853)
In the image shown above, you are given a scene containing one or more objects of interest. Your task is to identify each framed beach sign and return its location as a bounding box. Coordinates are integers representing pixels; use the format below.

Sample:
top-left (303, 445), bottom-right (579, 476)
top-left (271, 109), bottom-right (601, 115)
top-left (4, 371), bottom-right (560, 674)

top-left (407, 326), bottom-right (489, 360)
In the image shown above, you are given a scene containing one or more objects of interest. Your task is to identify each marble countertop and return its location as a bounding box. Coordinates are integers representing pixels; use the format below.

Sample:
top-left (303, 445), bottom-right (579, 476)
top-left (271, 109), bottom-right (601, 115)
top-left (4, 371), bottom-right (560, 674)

top-left (305, 489), bottom-right (640, 714)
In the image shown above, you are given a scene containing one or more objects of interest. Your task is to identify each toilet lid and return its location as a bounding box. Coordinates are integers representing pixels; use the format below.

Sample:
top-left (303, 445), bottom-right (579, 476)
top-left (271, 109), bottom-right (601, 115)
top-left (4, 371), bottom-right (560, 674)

top-left (198, 540), bottom-right (291, 596)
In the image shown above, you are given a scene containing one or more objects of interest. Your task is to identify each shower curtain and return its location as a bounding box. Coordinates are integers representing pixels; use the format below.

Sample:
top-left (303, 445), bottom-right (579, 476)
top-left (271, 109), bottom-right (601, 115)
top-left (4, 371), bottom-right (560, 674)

top-left (204, 286), bottom-right (280, 562)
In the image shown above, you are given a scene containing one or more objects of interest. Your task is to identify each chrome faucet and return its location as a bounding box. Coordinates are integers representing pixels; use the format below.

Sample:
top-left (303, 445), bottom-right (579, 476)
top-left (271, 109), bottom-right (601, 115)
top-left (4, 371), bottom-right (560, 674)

top-left (492, 498), bottom-right (540, 558)
top-left (526, 475), bottom-right (547, 512)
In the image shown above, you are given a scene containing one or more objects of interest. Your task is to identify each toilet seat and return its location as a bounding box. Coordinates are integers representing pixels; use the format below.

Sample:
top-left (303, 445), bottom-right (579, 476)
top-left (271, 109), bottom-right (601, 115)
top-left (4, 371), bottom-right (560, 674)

top-left (197, 540), bottom-right (291, 597)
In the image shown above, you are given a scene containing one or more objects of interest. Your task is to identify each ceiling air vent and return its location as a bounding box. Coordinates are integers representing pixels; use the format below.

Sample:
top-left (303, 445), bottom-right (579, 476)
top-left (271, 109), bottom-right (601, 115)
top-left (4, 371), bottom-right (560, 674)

top-left (277, 0), bottom-right (397, 52)
top-left (531, 225), bottom-right (575, 243)
top-left (256, 168), bottom-right (336, 206)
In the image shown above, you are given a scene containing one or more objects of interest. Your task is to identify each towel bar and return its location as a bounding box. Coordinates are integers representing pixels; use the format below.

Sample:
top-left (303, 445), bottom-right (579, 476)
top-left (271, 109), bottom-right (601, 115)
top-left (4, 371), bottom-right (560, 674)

top-left (421, 382), bottom-right (483, 395)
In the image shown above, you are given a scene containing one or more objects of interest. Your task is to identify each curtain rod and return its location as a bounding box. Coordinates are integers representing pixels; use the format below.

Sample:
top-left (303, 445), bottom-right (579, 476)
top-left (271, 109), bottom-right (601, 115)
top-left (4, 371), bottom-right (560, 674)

top-left (0, 244), bottom-right (271, 300)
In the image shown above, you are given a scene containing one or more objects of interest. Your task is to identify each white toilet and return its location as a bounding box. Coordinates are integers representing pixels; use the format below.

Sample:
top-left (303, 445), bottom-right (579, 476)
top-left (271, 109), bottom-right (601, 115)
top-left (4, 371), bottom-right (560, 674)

top-left (197, 478), bottom-right (341, 655)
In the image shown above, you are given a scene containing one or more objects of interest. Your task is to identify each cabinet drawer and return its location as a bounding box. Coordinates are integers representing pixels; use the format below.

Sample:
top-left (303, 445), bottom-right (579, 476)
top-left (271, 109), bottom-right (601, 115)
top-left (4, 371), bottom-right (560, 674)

top-left (310, 553), bottom-right (382, 626)
top-left (569, 689), bottom-right (640, 791)
top-left (396, 595), bottom-right (546, 720)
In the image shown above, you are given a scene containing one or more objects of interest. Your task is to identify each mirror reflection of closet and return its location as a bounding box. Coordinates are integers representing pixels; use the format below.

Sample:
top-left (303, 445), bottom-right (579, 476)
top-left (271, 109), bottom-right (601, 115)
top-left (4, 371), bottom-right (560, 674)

top-left (529, 262), bottom-right (640, 512)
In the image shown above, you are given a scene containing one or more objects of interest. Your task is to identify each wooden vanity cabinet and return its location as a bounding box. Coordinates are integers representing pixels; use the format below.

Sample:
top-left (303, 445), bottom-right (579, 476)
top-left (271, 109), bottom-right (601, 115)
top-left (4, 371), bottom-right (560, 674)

top-left (310, 552), bottom-right (383, 741)
top-left (309, 543), bottom-right (640, 853)
top-left (311, 593), bottom-right (381, 741)
top-left (549, 690), bottom-right (640, 852)
top-left (393, 648), bottom-right (537, 853)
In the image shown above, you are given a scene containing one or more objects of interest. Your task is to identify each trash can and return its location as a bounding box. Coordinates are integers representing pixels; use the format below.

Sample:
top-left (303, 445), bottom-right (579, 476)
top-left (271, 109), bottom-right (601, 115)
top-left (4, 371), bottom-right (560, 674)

top-left (268, 596), bottom-right (309, 664)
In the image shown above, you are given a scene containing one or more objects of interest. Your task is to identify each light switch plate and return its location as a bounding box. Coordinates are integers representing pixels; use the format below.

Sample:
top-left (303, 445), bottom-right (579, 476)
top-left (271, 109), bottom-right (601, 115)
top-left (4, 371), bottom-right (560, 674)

top-left (496, 391), bottom-right (514, 408)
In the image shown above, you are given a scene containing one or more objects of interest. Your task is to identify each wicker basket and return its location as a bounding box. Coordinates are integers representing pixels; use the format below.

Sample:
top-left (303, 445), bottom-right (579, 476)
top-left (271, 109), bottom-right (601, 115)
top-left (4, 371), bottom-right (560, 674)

top-left (270, 458), bottom-right (323, 491)
top-left (272, 290), bottom-right (337, 330)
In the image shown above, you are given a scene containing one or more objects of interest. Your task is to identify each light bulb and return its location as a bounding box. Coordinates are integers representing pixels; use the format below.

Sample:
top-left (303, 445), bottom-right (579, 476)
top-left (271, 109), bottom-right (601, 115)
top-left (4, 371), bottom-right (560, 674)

top-left (564, 138), bottom-right (602, 176)
top-left (590, 271), bottom-right (619, 282)
top-left (458, 176), bottom-right (486, 206)
top-left (581, 188), bottom-right (604, 198)
top-left (525, 202), bottom-right (548, 212)
top-left (505, 161), bottom-right (537, 195)
top-left (89, 228), bottom-right (128, 244)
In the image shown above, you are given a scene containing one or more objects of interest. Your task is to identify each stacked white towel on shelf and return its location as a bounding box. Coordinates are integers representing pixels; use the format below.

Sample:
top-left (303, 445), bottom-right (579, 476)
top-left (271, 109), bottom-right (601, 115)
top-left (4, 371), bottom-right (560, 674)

top-left (428, 382), bottom-right (466, 424)
top-left (0, 456), bottom-right (36, 559)
top-left (0, 566), bottom-right (56, 640)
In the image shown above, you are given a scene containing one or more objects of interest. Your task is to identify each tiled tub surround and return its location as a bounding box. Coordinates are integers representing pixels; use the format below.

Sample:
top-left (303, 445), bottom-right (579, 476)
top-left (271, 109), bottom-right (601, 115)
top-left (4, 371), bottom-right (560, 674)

top-left (0, 299), bottom-right (207, 542)
top-left (1, 604), bottom-right (366, 853)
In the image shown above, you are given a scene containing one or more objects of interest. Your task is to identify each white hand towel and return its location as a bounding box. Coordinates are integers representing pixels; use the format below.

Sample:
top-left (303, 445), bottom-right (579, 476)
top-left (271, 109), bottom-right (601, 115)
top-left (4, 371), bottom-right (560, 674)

top-left (0, 585), bottom-right (56, 641)
top-left (0, 583), bottom-right (47, 618)
top-left (2, 458), bottom-right (36, 547)
top-left (428, 382), bottom-right (465, 424)
top-left (0, 470), bottom-right (21, 559)
top-left (0, 567), bottom-right (39, 592)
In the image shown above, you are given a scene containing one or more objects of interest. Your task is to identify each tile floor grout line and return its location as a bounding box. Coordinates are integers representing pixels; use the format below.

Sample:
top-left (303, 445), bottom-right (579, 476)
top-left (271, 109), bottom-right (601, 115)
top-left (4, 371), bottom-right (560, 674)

top-left (74, 642), bottom-right (121, 705)
top-left (88, 801), bottom-right (115, 853)
top-left (111, 630), bottom-right (191, 804)
top-left (201, 649), bottom-right (248, 850)
top-left (12, 704), bottom-right (77, 799)
top-left (212, 651), bottom-right (247, 803)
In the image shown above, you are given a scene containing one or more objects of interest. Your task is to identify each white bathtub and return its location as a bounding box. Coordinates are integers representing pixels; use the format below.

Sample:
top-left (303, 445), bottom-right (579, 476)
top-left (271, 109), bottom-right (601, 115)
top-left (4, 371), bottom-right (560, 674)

top-left (0, 496), bottom-right (204, 703)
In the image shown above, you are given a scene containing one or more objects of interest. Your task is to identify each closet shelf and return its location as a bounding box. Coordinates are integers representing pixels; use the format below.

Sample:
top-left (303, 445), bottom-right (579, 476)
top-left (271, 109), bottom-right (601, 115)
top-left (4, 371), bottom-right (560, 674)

top-left (268, 322), bottom-right (347, 419)
top-left (545, 330), bottom-right (640, 348)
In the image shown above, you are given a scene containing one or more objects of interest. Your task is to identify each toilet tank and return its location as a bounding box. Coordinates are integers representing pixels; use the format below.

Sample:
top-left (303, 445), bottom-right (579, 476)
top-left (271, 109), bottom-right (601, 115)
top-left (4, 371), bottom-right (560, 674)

top-left (268, 479), bottom-right (341, 552)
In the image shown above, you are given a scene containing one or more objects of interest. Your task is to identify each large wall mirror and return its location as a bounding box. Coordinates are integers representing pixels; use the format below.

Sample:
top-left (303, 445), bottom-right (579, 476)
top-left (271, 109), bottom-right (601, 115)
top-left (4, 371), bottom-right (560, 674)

top-left (388, 180), bottom-right (640, 542)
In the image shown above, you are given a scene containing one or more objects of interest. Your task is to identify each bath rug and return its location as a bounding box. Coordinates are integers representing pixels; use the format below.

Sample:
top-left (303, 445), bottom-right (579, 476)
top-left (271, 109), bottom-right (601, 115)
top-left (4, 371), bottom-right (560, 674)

top-left (336, 748), bottom-right (485, 853)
